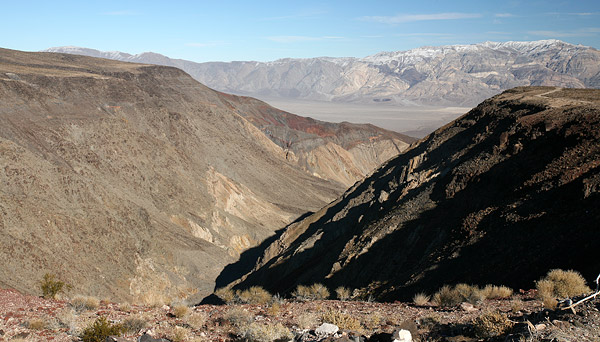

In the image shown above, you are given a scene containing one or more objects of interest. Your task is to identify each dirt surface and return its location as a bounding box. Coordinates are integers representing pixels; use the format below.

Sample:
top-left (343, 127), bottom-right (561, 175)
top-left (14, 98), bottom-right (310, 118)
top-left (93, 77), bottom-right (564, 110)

top-left (1, 288), bottom-right (599, 342)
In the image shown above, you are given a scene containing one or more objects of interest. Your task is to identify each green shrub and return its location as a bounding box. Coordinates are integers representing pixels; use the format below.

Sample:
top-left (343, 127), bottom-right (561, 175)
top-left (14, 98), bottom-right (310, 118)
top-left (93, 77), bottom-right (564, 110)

top-left (536, 269), bottom-right (591, 299)
top-left (40, 273), bottom-right (70, 299)
top-left (81, 317), bottom-right (124, 342)
top-left (473, 311), bottom-right (514, 338)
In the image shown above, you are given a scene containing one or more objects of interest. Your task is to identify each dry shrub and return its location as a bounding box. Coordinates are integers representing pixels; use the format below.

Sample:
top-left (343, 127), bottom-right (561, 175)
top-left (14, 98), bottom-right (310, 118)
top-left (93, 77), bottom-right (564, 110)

top-left (432, 285), bottom-right (463, 307)
top-left (266, 302), bottom-right (282, 317)
top-left (473, 311), bottom-right (514, 338)
top-left (70, 295), bottom-right (100, 312)
top-left (542, 296), bottom-right (558, 309)
top-left (335, 287), bottom-right (351, 301)
top-left (122, 315), bottom-right (147, 333)
top-left (362, 312), bottom-right (384, 330)
top-left (510, 299), bottom-right (523, 313)
top-left (295, 312), bottom-right (319, 329)
top-left (482, 285), bottom-right (513, 299)
top-left (170, 326), bottom-right (191, 342)
top-left (118, 302), bottom-right (131, 312)
top-left (412, 292), bottom-right (431, 306)
top-left (215, 287), bottom-right (236, 304)
top-left (293, 283), bottom-right (330, 301)
top-left (27, 318), bottom-right (47, 330)
top-left (237, 286), bottom-right (272, 305)
top-left (224, 307), bottom-right (254, 328)
top-left (536, 269), bottom-right (590, 300)
top-left (173, 304), bottom-right (190, 318)
top-left (321, 309), bottom-right (362, 331)
top-left (238, 322), bottom-right (293, 342)
top-left (185, 311), bottom-right (208, 330)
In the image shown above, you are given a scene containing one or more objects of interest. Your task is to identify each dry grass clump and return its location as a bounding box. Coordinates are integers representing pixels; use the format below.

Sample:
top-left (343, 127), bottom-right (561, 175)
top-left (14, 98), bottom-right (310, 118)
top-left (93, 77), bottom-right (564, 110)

top-left (295, 312), bottom-right (320, 329)
top-left (482, 285), bottom-right (513, 299)
top-left (70, 295), bottom-right (100, 312)
top-left (122, 315), bottom-right (147, 333)
top-left (432, 285), bottom-right (463, 307)
top-left (362, 312), bottom-right (384, 330)
top-left (224, 307), bottom-right (255, 328)
top-left (215, 287), bottom-right (236, 304)
top-left (239, 322), bottom-right (294, 342)
top-left (472, 311), bottom-right (514, 338)
top-left (335, 287), bottom-right (351, 301)
top-left (321, 309), bottom-right (362, 331)
top-left (266, 302), bottom-right (282, 317)
top-left (293, 283), bottom-right (330, 301)
top-left (510, 299), bottom-right (524, 313)
top-left (413, 292), bottom-right (431, 306)
top-left (118, 302), bottom-right (132, 312)
top-left (173, 304), bottom-right (190, 318)
top-left (27, 318), bottom-right (47, 330)
top-left (536, 269), bottom-right (591, 301)
top-left (237, 286), bottom-right (273, 305)
top-left (169, 326), bottom-right (191, 342)
top-left (185, 311), bottom-right (208, 330)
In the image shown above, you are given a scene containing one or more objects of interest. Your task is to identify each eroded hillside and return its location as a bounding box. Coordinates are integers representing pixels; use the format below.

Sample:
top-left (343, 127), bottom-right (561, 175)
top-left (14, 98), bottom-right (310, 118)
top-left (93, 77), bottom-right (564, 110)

top-left (233, 87), bottom-right (600, 300)
top-left (0, 48), bottom-right (404, 303)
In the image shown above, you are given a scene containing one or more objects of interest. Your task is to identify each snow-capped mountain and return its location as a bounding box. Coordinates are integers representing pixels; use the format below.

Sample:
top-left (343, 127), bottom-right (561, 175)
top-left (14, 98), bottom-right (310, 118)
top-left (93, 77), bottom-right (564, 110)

top-left (45, 40), bottom-right (600, 106)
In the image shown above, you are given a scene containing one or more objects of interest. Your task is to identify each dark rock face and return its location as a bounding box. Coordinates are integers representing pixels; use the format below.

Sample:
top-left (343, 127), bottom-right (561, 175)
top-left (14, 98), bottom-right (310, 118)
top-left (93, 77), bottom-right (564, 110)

top-left (233, 87), bottom-right (600, 300)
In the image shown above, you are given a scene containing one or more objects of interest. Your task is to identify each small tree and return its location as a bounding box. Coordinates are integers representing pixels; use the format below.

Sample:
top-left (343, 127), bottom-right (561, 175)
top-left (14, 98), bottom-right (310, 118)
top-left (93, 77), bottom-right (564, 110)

top-left (40, 273), bottom-right (70, 299)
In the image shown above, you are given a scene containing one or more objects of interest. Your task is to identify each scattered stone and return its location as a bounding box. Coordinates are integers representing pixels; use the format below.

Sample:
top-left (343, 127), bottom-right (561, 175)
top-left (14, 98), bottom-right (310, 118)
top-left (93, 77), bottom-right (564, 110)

top-left (106, 336), bottom-right (131, 342)
top-left (460, 302), bottom-right (477, 312)
top-left (315, 323), bottom-right (340, 336)
top-left (137, 333), bottom-right (170, 342)
top-left (391, 329), bottom-right (412, 342)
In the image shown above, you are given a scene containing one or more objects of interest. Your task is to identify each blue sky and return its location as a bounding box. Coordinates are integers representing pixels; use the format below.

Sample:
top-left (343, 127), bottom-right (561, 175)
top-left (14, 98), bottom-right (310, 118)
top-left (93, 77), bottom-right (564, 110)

top-left (2, 0), bottom-right (599, 62)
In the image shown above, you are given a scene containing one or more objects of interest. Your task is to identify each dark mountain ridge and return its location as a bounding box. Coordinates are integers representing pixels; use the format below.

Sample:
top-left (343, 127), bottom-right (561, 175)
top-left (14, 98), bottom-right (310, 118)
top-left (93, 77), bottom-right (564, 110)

top-left (231, 87), bottom-right (600, 300)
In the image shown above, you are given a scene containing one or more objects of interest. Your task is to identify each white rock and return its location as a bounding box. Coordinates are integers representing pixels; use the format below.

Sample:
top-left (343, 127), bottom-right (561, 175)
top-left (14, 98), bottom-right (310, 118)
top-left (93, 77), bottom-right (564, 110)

top-left (392, 329), bottom-right (412, 342)
top-left (315, 322), bottom-right (339, 335)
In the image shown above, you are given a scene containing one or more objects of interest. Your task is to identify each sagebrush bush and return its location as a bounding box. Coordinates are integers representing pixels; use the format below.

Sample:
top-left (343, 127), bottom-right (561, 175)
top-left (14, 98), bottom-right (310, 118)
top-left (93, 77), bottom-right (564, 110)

top-left (224, 307), bottom-right (254, 328)
top-left (482, 285), bottom-right (513, 299)
top-left (335, 287), bottom-right (351, 301)
top-left (122, 315), bottom-right (147, 333)
top-left (40, 273), bottom-right (70, 299)
top-left (473, 311), bottom-right (514, 338)
top-left (81, 317), bottom-right (124, 342)
top-left (185, 311), bottom-right (208, 330)
top-left (295, 312), bottom-right (319, 329)
top-left (412, 292), bottom-right (431, 306)
top-left (321, 309), bottom-right (362, 331)
top-left (27, 318), bottom-right (47, 330)
top-left (237, 286), bottom-right (273, 305)
top-left (173, 304), bottom-right (189, 318)
top-left (293, 283), bottom-right (330, 301)
top-left (239, 322), bottom-right (294, 342)
top-left (215, 287), bottom-right (236, 304)
top-left (70, 295), bottom-right (100, 312)
top-left (536, 269), bottom-right (590, 300)
top-left (432, 285), bottom-right (463, 307)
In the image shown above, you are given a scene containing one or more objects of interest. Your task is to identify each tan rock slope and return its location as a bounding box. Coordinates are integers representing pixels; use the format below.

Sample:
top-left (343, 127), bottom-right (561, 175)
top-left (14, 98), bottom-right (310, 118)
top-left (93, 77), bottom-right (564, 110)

top-left (0, 48), bottom-right (406, 303)
top-left (232, 87), bottom-right (600, 300)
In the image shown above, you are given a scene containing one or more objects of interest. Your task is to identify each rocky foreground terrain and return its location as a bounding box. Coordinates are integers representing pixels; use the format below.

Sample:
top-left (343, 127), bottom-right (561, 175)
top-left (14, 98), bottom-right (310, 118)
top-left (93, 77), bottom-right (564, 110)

top-left (0, 48), bottom-right (409, 303)
top-left (231, 87), bottom-right (600, 301)
top-left (47, 40), bottom-right (600, 107)
top-left (1, 287), bottom-right (599, 342)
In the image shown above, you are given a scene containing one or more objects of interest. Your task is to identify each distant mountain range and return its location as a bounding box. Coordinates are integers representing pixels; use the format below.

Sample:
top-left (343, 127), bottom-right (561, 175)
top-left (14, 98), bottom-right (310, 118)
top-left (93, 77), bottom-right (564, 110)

top-left (46, 40), bottom-right (600, 107)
